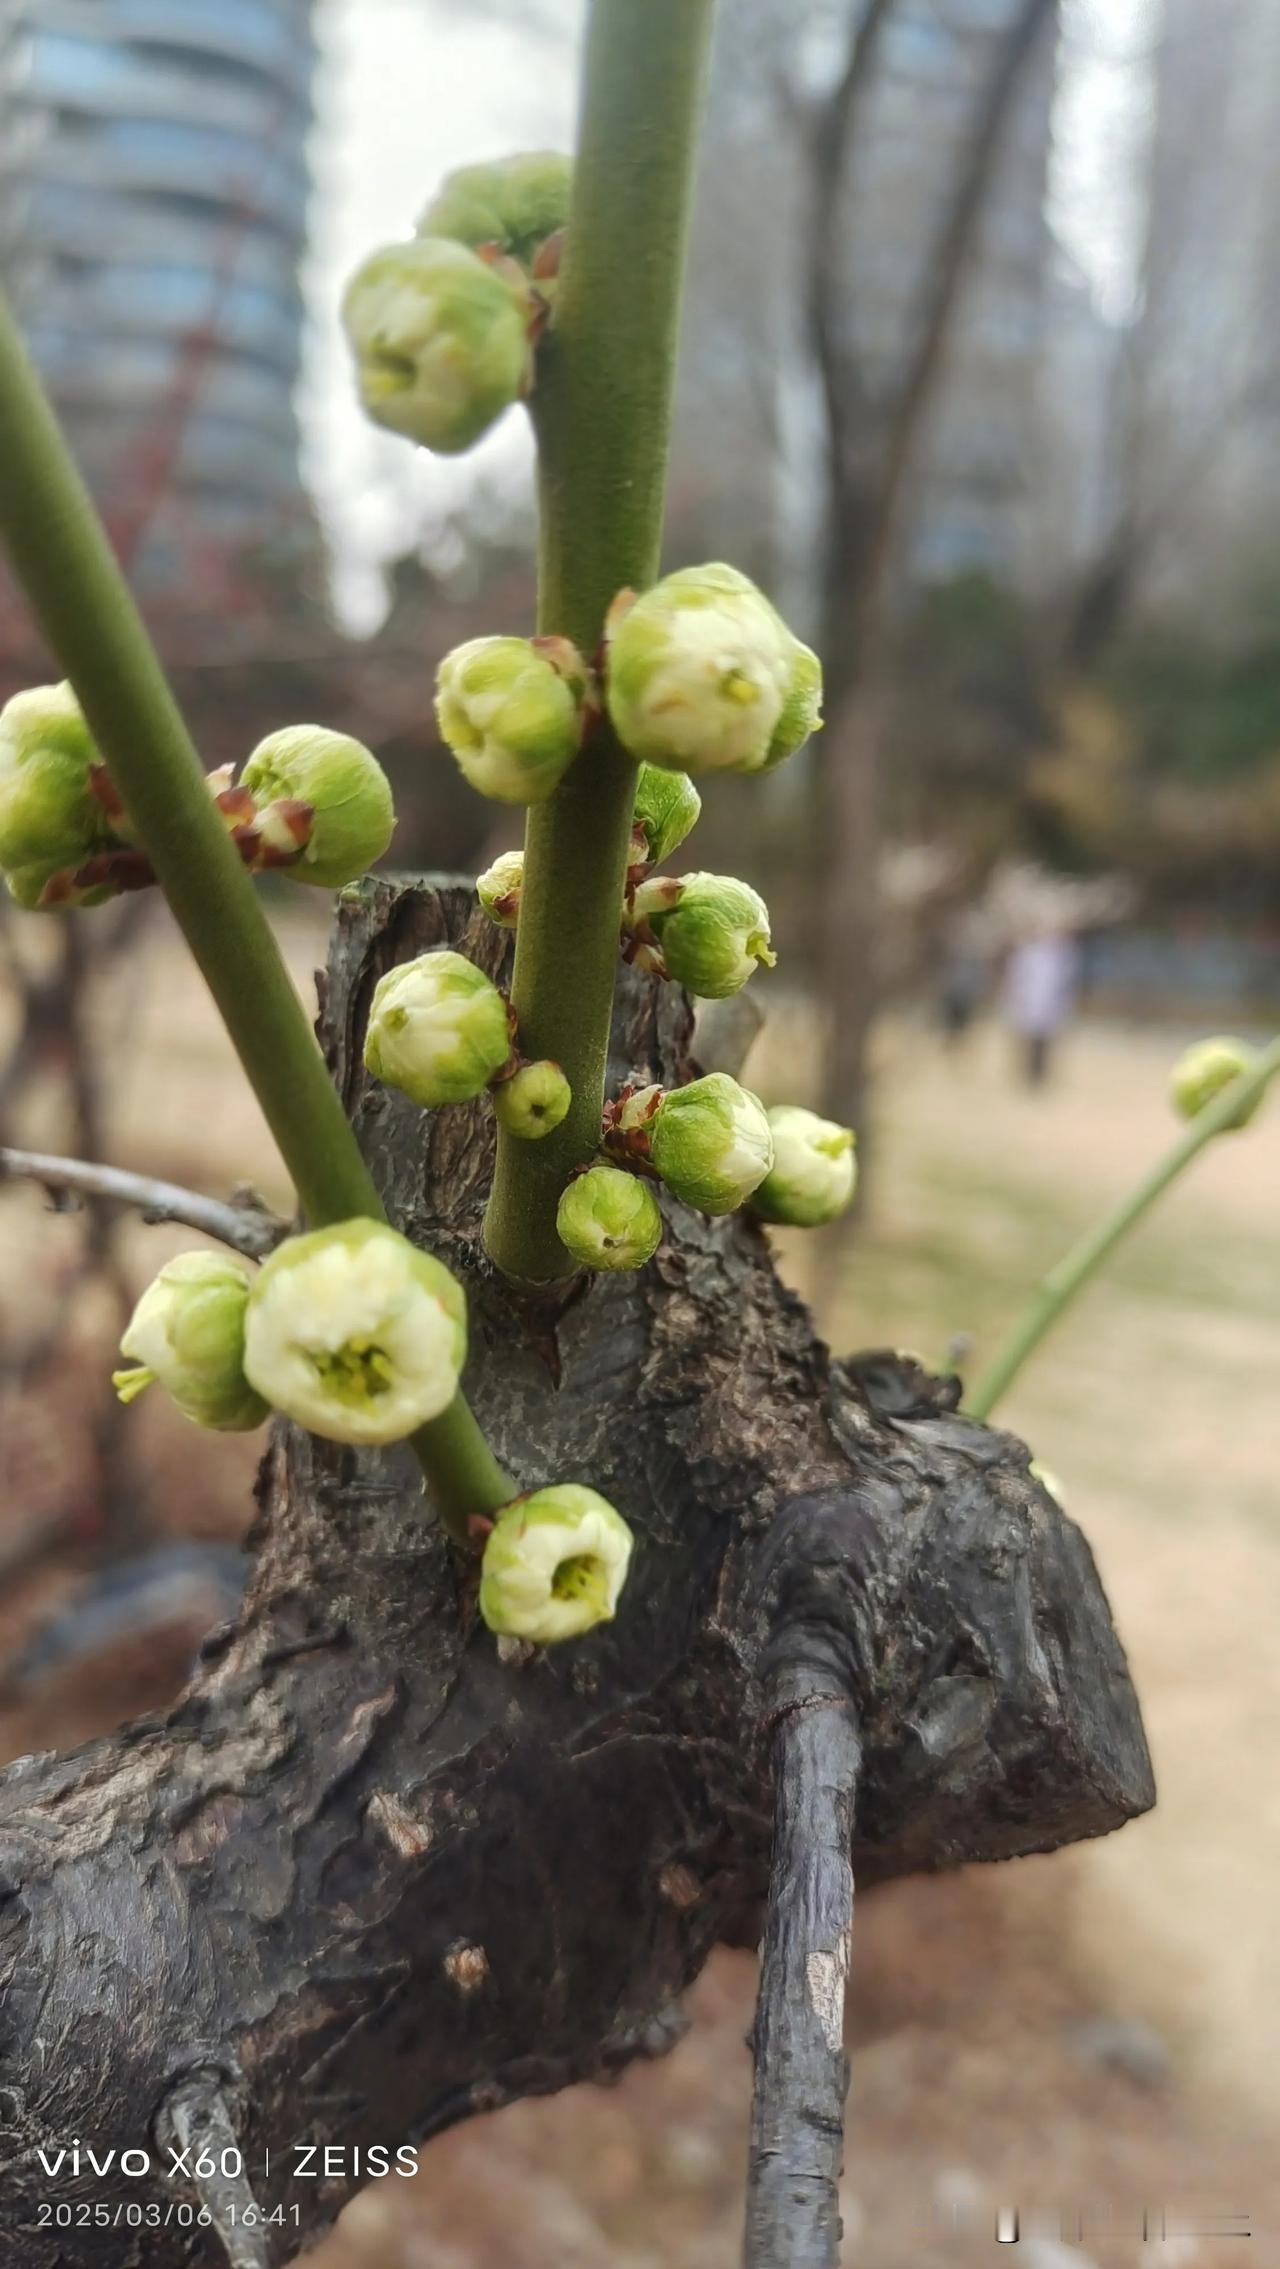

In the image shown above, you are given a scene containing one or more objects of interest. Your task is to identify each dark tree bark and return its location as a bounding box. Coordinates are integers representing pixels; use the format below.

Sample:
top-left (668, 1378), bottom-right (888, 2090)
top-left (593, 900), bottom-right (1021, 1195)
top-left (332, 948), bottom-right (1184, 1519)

top-left (0, 878), bottom-right (1153, 2266)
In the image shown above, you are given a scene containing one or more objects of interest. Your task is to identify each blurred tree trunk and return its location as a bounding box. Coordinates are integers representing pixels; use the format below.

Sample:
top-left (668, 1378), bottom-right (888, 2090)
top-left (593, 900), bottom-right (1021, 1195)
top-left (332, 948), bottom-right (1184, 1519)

top-left (806, 0), bottom-right (1059, 1160)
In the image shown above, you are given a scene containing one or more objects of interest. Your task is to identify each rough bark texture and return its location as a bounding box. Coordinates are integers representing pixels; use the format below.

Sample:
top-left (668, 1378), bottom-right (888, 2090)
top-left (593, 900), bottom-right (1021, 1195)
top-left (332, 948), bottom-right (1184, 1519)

top-left (0, 877), bottom-right (1154, 2266)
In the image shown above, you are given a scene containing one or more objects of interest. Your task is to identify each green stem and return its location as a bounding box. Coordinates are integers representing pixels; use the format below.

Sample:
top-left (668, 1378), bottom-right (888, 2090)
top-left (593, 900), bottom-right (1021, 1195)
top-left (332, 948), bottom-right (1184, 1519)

top-left (965, 1037), bottom-right (1280, 1422)
top-left (0, 286), bottom-right (511, 1534)
top-left (484, 0), bottom-right (717, 1282)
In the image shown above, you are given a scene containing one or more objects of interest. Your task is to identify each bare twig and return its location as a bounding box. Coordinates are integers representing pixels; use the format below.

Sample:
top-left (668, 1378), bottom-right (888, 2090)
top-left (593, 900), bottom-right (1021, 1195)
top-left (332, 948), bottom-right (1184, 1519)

top-left (163, 2074), bottom-right (271, 2269)
top-left (745, 1687), bottom-right (863, 2269)
top-left (0, 1147), bottom-right (287, 1259)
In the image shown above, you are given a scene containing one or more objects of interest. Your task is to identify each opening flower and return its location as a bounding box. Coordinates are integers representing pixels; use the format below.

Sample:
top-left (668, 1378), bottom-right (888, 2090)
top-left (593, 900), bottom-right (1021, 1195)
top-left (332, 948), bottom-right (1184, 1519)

top-left (342, 237), bottom-right (533, 455)
top-left (113, 1251), bottom-right (268, 1433)
top-left (629, 871), bottom-right (775, 999)
top-left (436, 635), bottom-right (588, 805)
top-left (240, 725), bottom-right (395, 888)
top-left (649, 1073), bottom-right (774, 1215)
top-left (479, 1484), bottom-right (634, 1644)
top-left (243, 1218), bottom-right (467, 1446)
top-left (556, 1164), bottom-right (663, 1271)
top-left (605, 564), bottom-right (822, 776)
top-left (365, 950), bottom-right (512, 1108)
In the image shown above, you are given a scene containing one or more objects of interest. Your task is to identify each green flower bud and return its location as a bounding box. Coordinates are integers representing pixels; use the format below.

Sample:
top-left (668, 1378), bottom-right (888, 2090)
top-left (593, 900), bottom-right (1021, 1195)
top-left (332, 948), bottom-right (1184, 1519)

top-left (1170, 1036), bottom-right (1265, 1131)
top-left (243, 1217), bottom-right (466, 1446)
top-left (749, 1106), bottom-right (857, 1227)
top-left (630, 871), bottom-right (775, 999)
top-left (112, 1251), bottom-right (268, 1433)
top-left (365, 950), bottom-right (512, 1107)
top-left (436, 635), bottom-right (588, 804)
top-left (342, 237), bottom-right (532, 455)
top-left (479, 1483), bottom-right (634, 1646)
top-left (476, 848), bottom-right (524, 926)
top-left (606, 564), bottom-right (823, 776)
top-left (556, 1165), bottom-right (663, 1272)
top-left (419, 152), bottom-right (573, 268)
top-left (240, 725), bottom-right (395, 887)
top-left (493, 1059), bottom-right (571, 1141)
top-left (649, 1072), bottom-right (774, 1215)
top-left (632, 764), bottom-right (701, 866)
top-left (0, 682), bottom-right (121, 909)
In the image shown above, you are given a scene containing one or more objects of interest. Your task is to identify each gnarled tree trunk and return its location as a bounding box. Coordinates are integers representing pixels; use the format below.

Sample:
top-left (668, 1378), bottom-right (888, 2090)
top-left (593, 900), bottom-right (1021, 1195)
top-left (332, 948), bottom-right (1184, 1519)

top-left (0, 877), bottom-right (1153, 2265)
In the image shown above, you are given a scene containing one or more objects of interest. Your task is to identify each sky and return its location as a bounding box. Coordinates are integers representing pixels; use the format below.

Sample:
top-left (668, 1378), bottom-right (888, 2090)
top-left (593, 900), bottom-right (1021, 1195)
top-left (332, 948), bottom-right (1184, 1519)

top-left (301, 0), bottom-right (1158, 626)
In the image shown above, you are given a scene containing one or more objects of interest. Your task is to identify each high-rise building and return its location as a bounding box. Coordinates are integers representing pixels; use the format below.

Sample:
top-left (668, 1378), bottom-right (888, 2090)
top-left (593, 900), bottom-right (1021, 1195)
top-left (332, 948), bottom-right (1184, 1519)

top-left (0, 0), bottom-right (316, 600)
top-left (1132, 0), bottom-right (1280, 621)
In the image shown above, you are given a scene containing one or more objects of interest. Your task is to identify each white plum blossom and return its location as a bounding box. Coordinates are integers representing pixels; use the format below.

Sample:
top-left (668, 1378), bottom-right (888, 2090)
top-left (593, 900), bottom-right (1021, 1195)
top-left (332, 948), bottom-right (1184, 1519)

top-left (243, 1218), bottom-right (467, 1446)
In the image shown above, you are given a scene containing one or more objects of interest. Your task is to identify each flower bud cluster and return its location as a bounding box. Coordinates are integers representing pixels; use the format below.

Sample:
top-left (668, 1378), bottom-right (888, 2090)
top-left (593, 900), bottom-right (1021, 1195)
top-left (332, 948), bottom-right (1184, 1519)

top-left (1, 689), bottom-right (396, 910)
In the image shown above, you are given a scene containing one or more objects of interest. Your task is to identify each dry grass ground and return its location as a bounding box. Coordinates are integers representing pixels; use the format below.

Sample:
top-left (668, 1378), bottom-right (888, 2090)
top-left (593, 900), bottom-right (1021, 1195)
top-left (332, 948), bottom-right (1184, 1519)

top-left (2, 933), bottom-right (1278, 2265)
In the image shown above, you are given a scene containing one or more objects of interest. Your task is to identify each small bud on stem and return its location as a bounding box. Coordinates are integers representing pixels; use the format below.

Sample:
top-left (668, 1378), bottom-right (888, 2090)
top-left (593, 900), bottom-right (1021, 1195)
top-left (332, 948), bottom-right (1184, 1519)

top-left (648, 1073), bottom-right (774, 1214)
top-left (628, 870), bottom-right (775, 999)
top-left (476, 848), bottom-right (524, 927)
top-left (419, 152), bottom-right (574, 271)
top-left (240, 725), bottom-right (395, 888)
top-left (493, 1059), bottom-right (572, 1141)
top-left (749, 1106), bottom-right (856, 1227)
top-left (437, 635), bottom-right (590, 804)
top-left (1170, 1036), bottom-right (1266, 1131)
top-left (556, 1163), bottom-right (663, 1271)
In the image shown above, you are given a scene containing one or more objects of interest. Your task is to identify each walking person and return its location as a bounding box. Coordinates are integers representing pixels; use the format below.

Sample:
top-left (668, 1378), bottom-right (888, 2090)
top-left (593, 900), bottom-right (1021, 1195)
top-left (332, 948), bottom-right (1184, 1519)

top-left (1002, 925), bottom-right (1081, 1088)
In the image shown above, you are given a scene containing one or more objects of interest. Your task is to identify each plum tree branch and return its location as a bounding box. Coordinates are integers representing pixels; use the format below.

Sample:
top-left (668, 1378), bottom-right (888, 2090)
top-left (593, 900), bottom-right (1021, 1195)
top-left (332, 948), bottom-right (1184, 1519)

top-left (484, 0), bottom-right (717, 1282)
top-left (0, 1146), bottom-right (288, 1259)
top-left (0, 285), bottom-right (512, 1536)
top-left (745, 1693), bottom-right (862, 2269)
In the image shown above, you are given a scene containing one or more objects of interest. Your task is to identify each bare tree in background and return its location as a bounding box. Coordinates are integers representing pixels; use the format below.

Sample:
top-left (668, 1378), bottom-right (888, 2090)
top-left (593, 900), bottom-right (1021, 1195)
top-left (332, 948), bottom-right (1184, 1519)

top-left (799, 0), bottom-right (1059, 1141)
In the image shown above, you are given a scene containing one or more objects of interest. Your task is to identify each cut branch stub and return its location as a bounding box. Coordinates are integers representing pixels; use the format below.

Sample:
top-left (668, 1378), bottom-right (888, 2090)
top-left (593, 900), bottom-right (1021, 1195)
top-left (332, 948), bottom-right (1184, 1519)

top-left (0, 877), bottom-right (1153, 2266)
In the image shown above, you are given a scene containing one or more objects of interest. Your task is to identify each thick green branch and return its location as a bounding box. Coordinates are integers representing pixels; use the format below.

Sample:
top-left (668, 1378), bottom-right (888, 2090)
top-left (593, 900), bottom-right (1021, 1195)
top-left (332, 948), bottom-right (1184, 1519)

top-left (484, 0), bottom-right (717, 1282)
top-left (0, 287), bottom-right (511, 1533)
top-left (966, 1036), bottom-right (1280, 1420)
